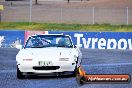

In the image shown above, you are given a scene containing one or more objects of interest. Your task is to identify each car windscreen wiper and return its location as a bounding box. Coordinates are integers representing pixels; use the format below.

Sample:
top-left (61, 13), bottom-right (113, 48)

top-left (31, 45), bottom-right (54, 48)
top-left (41, 39), bottom-right (53, 45)
top-left (56, 45), bottom-right (73, 48)
top-left (31, 46), bottom-right (44, 48)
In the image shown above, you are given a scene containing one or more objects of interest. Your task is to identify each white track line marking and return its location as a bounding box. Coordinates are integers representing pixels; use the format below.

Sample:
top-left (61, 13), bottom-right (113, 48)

top-left (82, 63), bottom-right (132, 67)
top-left (0, 70), bottom-right (15, 73)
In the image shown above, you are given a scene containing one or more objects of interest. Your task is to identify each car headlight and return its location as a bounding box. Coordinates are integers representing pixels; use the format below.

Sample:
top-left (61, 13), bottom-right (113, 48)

top-left (59, 58), bottom-right (69, 61)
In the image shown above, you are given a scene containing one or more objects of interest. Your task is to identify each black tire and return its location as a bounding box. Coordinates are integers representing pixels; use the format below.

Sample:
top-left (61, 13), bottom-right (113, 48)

top-left (73, 57), bottom-right (79, 76)
top-left (17, 65), bottom-right (25, 79)
top-left (73, 67), bottom-right (77, 76)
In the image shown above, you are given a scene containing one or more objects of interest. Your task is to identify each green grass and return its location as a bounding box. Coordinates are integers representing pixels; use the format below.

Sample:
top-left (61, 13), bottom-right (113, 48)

top-left (0, 22), bottom-right (132, 32)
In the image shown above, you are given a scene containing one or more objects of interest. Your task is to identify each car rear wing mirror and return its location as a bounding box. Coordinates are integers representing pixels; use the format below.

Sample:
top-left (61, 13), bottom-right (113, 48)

top-left (74, 45), bottom-right (81, 48)
top-left (16, 45), bottom-right (23, 50)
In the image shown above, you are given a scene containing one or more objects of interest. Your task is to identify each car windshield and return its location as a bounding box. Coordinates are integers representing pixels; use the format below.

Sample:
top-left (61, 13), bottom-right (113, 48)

top-left (25, 35), bottom-right (73, 48)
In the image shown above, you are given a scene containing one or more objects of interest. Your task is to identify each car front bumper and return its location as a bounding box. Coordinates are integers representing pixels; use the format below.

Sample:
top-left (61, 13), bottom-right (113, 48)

top-left (18, 61), bottom-right (76, 74)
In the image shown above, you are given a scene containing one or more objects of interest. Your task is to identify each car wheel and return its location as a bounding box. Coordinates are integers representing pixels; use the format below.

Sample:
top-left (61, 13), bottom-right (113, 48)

top-left (73, 57), bottom-right (79, 76)
top-left (17, 65), bottom-right (25, 79)
top-left (73, 66), bottom-right (77, 76)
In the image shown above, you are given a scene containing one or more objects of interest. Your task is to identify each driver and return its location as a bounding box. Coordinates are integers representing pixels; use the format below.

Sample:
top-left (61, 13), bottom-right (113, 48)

top-left (31, 37), bottom-right (43, 47)
top-left (58, 38), bottom-right (67, 47)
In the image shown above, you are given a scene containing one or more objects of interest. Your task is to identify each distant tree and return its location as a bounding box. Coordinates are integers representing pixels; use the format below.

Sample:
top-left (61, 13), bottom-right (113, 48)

top-left (67, 0), bottom-right (70, 3)
top-left (35, 0), bottom-right (38, 5)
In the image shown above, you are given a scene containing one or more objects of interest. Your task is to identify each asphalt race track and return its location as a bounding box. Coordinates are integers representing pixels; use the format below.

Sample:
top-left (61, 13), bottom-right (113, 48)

top-left (0, 48), bottom-right (132, 88)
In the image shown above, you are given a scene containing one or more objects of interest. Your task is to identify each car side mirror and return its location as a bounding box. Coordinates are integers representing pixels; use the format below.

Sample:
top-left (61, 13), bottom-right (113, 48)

top-left (16, 45), bottom-right (23, 50)
top-left (74, 45), bottom-right (77, 48)
top-left (74, 45), bottom-right (81, 48)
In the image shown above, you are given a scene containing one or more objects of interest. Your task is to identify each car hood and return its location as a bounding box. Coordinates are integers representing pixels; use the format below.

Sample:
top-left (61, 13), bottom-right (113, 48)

top-left (18, 47), bottom-right (77, 61)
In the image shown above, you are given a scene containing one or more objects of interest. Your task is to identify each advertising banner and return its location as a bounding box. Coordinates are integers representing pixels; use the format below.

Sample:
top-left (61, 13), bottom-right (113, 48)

top-left (0, 30), bottom-right (25, 48)
top-left (49, 31), bottom-right (132, 50)
top-left (0, 30), bottom-right (132, 50)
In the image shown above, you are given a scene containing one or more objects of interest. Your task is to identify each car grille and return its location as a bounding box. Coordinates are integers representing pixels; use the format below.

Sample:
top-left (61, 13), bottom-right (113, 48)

top-left (33, 66), bottom-right (60, 70)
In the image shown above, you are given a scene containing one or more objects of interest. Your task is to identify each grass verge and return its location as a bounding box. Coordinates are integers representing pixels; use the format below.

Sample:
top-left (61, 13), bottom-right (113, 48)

top-left (0, 22), bottom-right (132, 32)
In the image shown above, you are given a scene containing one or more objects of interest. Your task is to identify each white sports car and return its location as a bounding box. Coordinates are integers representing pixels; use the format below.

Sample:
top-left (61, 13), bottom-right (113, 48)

top-left (16, 34), bottom-right (82, 79)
